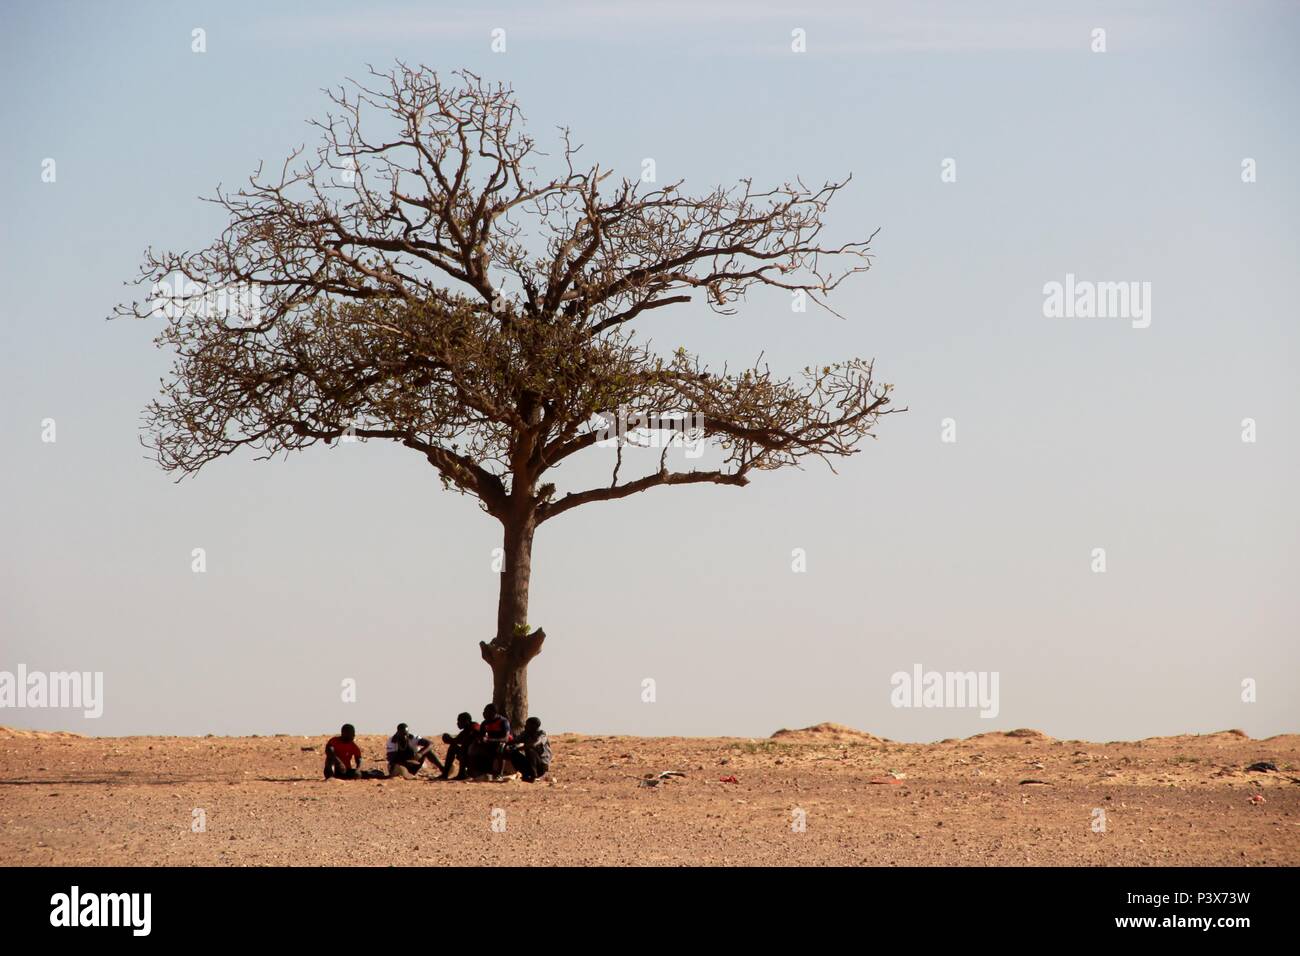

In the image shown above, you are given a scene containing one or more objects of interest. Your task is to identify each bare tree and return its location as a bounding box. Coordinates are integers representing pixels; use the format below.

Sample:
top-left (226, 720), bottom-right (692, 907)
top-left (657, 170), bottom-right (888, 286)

top-left (114, 64), bottom-right (900, 728)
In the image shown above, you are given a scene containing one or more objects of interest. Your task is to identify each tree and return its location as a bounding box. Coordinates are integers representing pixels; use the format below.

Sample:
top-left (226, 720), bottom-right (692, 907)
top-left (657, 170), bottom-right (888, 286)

top-left (114, 64), bottom-right (899, 728)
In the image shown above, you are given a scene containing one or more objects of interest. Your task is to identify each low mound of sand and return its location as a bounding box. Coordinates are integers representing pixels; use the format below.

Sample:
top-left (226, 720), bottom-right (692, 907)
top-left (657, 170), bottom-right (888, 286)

top-left (770, 722), bottom-right (888, 744)
top-left (0, 726), bottom-right (83, 740)
top-left (967, 728), bottom-right (1054, 742)
top-left (1141, 729), bottom-right (1254, 744)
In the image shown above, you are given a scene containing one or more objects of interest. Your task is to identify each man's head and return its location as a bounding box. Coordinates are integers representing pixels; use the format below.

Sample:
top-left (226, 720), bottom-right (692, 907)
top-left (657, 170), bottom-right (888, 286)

top-left (340, 723), bottom-right (356, 742)
top-left (456, 712), bottom-right (472, 729)
top-left (482, 703), bottom-right (497, 720)
top-left (396, 722), bottom-right (408, 736)
top-left (525, 717), bottom-right (542, 734)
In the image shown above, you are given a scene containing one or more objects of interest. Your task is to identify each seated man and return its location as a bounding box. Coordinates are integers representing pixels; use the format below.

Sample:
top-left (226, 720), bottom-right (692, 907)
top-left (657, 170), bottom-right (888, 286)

top-left (386, 723), bottom-right (443, 777)
top-left (466, 703), bottom-right (512, 779)
top-left (323, 723), bottom-right (363, 780)
top-left (507, 717), bottom-right (552, 782)
top-left (439, 712), bottom-right (479, 780)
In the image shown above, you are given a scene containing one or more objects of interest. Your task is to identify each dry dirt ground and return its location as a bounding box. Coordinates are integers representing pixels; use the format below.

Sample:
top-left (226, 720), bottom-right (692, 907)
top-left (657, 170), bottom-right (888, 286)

top-left (2, 724), bottom-right (1297, 866)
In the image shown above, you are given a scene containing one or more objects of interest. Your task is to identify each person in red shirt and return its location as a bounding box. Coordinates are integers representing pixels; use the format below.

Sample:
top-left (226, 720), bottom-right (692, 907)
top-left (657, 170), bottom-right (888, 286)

top-left (323, 723), bottom-right (363, 779)
top-left (468, 703), bottom-right (512, 779)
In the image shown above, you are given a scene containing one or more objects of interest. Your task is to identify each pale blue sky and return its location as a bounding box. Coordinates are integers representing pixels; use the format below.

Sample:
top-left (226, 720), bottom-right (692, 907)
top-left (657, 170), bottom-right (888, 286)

top-left (1, 0), bottom-right (1297, 740)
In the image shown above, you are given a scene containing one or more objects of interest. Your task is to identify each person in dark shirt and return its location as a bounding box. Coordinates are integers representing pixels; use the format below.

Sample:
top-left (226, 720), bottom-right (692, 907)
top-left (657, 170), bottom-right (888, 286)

top-left (323, 724), bottom-right (362, 779)
top-left (468, 703), bottom-right (512, 779)
top-left (386, 722), bottom-right (443, 777)
top-left (438, 712), bottom-right (479, 780)
top-left (507, 716), bottom-right (552, 782)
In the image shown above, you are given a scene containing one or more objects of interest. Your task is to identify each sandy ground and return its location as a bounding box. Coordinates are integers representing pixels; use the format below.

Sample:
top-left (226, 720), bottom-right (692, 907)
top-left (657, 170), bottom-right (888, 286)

top-left (1, 723), bottom-right (1297, 866)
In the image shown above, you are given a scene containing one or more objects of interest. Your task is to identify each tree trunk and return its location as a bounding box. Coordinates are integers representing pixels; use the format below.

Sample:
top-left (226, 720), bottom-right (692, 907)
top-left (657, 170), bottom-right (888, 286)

top-left (479, 515), bottom-right (545, 730)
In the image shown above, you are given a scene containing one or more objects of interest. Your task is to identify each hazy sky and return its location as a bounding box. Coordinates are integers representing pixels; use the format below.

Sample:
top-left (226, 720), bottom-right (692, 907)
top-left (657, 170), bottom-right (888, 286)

top-left (1, 0), bottom-right (1296, 742)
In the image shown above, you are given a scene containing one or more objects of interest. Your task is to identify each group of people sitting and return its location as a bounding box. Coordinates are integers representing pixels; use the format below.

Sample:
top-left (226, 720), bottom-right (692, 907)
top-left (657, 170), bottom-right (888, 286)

top-left (322, 704), bottom-right (552, 783)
